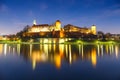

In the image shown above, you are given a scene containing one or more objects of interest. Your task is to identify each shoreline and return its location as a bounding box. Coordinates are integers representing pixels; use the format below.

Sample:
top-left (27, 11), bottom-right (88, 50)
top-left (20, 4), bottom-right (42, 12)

top-left (0, 40), bottom-right (119, 45)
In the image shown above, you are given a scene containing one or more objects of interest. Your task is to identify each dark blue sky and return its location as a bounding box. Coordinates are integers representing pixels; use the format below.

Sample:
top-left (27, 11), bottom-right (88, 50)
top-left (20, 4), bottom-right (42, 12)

top-left (0, 0), bottom-right (120, 34)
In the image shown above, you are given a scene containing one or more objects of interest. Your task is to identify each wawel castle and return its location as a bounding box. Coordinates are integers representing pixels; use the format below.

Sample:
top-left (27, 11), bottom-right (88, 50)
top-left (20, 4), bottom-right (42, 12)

top-left (23, 20), bottom-right (96, 38)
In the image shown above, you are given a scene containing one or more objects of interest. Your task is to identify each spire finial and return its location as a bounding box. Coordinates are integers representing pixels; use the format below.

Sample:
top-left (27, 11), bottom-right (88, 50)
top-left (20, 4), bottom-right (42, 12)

top-left (33, 20), bottom-right (36, 25)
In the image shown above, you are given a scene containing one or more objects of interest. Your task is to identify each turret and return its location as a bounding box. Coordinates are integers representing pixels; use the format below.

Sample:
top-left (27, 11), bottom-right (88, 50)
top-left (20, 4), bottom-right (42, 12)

top-left (91, 25), bottom-right (96, 35)
top-left (55, 20), bottom-right (61, 31)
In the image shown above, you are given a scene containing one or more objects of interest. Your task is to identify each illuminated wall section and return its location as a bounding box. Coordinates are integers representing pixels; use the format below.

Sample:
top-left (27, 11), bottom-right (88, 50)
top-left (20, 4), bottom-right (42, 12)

top-left (30, 27), bottom-right (50, 32)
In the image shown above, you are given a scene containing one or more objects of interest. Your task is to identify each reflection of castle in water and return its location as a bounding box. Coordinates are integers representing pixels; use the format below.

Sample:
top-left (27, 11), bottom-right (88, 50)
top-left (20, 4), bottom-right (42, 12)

top-left (0, 43), bottom-right (120, 69)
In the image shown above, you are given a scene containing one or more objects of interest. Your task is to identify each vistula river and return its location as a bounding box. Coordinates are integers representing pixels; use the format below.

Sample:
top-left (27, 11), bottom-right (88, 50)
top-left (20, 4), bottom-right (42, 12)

top-left (0, 43), bottom-right (120, 80)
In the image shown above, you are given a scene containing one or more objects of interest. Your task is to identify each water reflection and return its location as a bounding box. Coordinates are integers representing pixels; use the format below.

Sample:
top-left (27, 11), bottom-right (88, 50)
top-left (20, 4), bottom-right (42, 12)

top-left (0, 43), bottom-right (120, 69)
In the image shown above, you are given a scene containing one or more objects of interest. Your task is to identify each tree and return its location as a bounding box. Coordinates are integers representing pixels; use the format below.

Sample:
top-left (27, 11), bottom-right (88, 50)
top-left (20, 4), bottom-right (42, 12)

top-left (23, 25), bottom-right (30, 32)
top-left (97, 31), bottom-right (104, 40)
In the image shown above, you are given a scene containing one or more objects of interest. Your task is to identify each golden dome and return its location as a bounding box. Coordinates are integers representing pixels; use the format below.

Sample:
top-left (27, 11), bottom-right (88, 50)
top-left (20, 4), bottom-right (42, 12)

top-left (56, 20), bottom-right (61, 24)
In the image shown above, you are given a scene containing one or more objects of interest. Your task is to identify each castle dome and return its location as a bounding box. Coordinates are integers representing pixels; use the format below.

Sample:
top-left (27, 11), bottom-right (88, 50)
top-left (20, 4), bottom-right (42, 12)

top-left (56, 20), bottom-right (61, 23)
top-left (55, 20), bottom-right (61, 30)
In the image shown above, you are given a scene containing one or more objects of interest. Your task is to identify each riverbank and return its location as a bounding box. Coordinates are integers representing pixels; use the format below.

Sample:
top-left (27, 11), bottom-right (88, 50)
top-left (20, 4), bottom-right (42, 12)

top-left (0, 40), bottom-right (120, 45)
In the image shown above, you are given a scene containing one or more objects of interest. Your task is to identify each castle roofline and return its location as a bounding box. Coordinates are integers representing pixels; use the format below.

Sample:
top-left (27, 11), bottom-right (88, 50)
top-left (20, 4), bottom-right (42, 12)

top-left (32, 24), bottom-right (49, 27)
top-left (56, 20), bottom-right (61, 22)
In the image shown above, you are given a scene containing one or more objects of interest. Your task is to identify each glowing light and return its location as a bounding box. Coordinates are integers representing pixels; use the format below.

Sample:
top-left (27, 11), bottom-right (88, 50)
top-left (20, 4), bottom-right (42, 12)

top-left (79, 44), bottom-right (81, 55)
top-left (30, 27), bottom-right (50, 33)
top-left (48, 44), bottom-right (52, 52)
top-left (53, 44), bottom-right (56, 52)
top-left (32, 60), bottom-right (36, 70)
top-left (43, 38), bottom-right (48, 43)
top-left (31, 53), bottom-right (41, 70)
top-left (55, 20), bottom-right (61, 30)
top-left (65, 44), bottom-right (68, 57)
top-left (59, 38), bottom-right (65, 43)
top-left (109, 45), bottom-right (112, 54)
top-left (59, 44), bottom-right (64, 57)
top-left (111, 44), bottom-right (114, 53)
top-left (91, 48), bottom-right (97, 67)
top-left (17, 44), bottom-right (21, 55)
top-left (97, 44), bottom-right (100, 56)
top-left (105, 45), bottom-right (109, 54)
top-left (48, 39), bottom-right (52, 43)
top-left (60, 30), bottom-right (64, 38)
top-left (43, 44), bottom-right (48, 55)
top-left (101, 45), bottom-right (103, 56)
top-left (30, 44), bottom-right (32, 56)
top-left (69, 45), bottom-right (72, 64)
top-left (0, 44), bottom-right (3, 55)
top-left (91, 25), bottom-right (96, 35)
top-left (54, 55), bottom-right (61, 69)
top-left (13, 47), bottom-right (15, 54)
top-left (82, 44), bottom-right (84, 58)
top-left (115, 45), bottom-right (119, 58)
top-left (4, 44), bottom-right (7, 56)
top-left (33, 20), bottom-right (37, 25)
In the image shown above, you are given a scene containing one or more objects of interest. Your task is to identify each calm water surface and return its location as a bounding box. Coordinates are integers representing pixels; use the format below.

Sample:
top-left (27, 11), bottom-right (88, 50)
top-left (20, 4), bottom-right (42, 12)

top-left (0, 43), bottom-right (120, 80)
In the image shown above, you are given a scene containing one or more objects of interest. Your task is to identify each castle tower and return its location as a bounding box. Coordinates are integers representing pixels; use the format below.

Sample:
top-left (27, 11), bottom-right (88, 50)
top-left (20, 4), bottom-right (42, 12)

top-left (33, 20), bottom-right (37, 25)
top-left (55, 20), bottom-right (61, 31)
top-left (91, 25), bottom-right (96, 35)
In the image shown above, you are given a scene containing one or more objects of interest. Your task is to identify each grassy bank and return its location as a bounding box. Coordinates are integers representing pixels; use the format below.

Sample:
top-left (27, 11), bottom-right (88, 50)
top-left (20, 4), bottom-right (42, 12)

top-left (65, 40), bottom-right (119, 45)
top-left (0, 40), bottom-right (120, 44)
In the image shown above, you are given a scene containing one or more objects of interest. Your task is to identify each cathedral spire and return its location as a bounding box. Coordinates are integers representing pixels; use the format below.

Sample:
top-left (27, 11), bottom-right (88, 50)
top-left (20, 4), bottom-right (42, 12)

top-left (33, 20), bottom-right (37, 25)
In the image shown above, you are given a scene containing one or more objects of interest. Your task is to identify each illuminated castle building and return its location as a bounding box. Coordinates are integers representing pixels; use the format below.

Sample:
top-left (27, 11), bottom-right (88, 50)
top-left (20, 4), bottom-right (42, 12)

top-left (24, 20), bottom-right (96, 38)
top-left (64, 24), bottom-right (96, 35)
top-left (28, 20), bottom-right (61, 33)
top-left (63, 24), bottom-right (96, 38)
top-left (25, 20), bottom-right (63, 38)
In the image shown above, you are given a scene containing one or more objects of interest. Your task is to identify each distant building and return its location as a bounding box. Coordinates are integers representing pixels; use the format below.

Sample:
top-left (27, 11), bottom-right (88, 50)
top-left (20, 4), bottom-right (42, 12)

top-left (111, 34), bottom-right (120, 40)
top-left (25, 20), bottom-right (64, 38)
top-left (28, 20), bottom-right (61, 33)
top-left (0, 35), bottom-right (10, 40)
top-left (64, 24), bottom-right (96, 35)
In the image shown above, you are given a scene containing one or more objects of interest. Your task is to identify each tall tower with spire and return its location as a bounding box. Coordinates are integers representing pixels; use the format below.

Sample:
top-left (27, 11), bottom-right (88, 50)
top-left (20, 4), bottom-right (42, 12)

top-left (33, 20), bottom-right (37, 25)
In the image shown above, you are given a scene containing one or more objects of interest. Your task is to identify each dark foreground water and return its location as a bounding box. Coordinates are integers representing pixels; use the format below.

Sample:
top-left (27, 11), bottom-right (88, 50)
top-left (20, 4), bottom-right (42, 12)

top-left (0, 43), bottom-right (120, 80)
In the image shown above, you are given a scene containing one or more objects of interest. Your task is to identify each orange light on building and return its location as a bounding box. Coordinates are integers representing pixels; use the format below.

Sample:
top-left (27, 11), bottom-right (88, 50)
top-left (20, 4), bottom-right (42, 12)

top-left (60, 29), bottom-right (64, 38)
